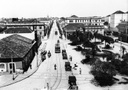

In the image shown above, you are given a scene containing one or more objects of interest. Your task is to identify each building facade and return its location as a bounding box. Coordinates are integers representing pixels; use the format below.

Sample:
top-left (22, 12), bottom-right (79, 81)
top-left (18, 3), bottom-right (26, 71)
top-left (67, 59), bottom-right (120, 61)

top-left (64, 16), bottom-right (104, 35)
top-left (104, 10), bottom-right (128, 28)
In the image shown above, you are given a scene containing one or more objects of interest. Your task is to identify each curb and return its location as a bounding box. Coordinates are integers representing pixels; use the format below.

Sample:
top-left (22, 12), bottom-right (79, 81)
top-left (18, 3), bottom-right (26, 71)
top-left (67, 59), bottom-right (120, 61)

top-left (0, 42), bottom-right (47, 88)
top-left (0, 61), bottom-right (42, 88)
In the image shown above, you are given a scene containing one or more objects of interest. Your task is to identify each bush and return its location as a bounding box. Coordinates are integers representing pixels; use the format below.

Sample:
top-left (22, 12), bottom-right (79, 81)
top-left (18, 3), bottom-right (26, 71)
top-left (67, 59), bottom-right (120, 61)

top-left (119, 62), bottom-right (128, 75)
top-left (111, 59), bottom-right (122, 72)
top-left (93, 74), bottom-right (115, 86)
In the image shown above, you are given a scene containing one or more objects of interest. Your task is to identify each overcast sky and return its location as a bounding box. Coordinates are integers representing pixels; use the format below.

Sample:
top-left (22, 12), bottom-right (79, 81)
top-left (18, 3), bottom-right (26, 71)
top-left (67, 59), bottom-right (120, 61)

top-left (0, 0), bottom-right (127, 18)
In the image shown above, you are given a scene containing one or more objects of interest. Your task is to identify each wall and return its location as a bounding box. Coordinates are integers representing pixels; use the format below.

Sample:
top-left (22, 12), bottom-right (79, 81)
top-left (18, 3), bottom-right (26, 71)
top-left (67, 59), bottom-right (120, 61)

top-left (0, 63), bottom-right (6, 72)
top-left (114, 14), bottom-right (123, 27)
top-left (22, 43), bottom-right (35, 72)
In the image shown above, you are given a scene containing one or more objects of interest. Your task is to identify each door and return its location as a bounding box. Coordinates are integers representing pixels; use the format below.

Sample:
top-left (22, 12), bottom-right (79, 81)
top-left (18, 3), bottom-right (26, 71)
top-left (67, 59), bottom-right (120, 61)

top-left (9, 63), bottom-right (16, 73)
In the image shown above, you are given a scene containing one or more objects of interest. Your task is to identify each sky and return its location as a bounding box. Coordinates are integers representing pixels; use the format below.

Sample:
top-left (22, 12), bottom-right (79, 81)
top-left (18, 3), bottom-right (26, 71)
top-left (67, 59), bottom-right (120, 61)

top-left (0, 0), bottom-right (127, 18)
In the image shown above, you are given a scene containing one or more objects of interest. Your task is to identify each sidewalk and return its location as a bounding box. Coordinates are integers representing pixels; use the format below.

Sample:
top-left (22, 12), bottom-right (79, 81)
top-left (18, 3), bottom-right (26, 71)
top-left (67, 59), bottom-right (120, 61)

top-left (0, 37), bottom-right (48, 88)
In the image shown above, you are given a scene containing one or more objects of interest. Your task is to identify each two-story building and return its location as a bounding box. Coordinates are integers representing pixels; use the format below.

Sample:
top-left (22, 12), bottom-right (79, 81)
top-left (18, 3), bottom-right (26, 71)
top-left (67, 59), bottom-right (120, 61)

top-left (63, 16), bottom-right (104, 35)
top-left (104, 10), bottom-right (128, 28)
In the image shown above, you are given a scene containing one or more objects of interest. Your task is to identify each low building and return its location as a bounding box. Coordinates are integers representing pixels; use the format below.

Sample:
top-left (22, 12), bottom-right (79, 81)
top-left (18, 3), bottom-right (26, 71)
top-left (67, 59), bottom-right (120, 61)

top-left (63, 16), bottom-right (104, 35)
top-left (3, 27), bottom-right (32, 33)
top-left (63, 23), bottom-right (104, 36)
top-left (63, 23), bottom-right (84, 35)
top-left (65, 16), bottom-right (104, 26)
top-left (0, 34), bottom-right (36, 73)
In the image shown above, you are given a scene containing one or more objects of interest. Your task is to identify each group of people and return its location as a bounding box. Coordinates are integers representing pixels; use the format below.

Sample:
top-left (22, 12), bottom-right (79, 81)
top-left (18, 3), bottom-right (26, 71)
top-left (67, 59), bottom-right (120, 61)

top-left (69, 55), bottom-right (82, 74)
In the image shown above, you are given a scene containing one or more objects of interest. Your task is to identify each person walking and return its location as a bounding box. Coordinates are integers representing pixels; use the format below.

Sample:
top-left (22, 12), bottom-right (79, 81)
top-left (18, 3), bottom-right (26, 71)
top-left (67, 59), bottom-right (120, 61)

top-left (79, 68), bottom-right (82, 74)
top-left (30, 64), bottom-right (32, 69)
top-left (54, 64), bottom-right (57, 70)
top-left (70, 55), bottom-right (72, 61)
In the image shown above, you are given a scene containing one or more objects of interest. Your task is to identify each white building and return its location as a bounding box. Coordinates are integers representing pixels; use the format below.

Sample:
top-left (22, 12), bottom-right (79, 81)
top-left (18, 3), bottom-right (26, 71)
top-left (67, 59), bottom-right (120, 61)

top-left (66, 16), bottom-right (104, 26)
top-left (104, 10), bottom-right (128, 28)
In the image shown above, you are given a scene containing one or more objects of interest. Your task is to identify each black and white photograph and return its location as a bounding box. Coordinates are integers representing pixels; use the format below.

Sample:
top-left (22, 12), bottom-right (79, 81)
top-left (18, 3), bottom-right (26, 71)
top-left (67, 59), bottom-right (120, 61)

top-left (0, 0), bottom-right (128, 90)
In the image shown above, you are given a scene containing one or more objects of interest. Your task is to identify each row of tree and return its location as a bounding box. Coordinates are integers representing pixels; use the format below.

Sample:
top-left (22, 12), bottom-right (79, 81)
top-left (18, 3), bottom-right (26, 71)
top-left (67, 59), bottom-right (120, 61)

top-left (67, 28), bottom-right (128, 86)
top-left (47, 21), bottom-right (54, 38)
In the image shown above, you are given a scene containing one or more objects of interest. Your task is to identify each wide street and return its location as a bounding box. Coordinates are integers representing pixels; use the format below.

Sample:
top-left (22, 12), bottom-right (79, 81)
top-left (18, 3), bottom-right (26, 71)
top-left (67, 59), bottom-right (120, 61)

top-left (1, 21), bottom-right (128, 90)
top-left (1, 21), bottom-right (69, 90)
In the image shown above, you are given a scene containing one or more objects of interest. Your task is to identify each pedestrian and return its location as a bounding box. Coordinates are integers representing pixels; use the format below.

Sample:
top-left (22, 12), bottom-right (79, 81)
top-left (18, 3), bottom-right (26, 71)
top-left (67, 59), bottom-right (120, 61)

top-left (79, 68), bottom-right (82, 74)
top-left (75, 63), bottom-right (78, 67)
top-left (74, 63), bottom-right (77, 70)
top-left (54, 64), bottom-right (57, 70)
top-left (30, 64), bottom-right (32, 69)
top-left (70, 55), bottom-right (72, 61)
top-left (47, 83), bottom-right (49, 89)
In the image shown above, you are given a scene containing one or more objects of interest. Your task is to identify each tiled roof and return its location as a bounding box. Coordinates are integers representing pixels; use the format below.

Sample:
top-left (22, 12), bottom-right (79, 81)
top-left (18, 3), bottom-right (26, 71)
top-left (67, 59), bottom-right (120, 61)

top-left (4, 27), bottom-right (32, 33)
top-left (64, 23), bottom-right (84, 30)
top-left (70, 15), bottom-right (78, 18)
top-left (0, 34), bottom-right (33, 61)
top-left (113, 10), bottom-right (124, 14)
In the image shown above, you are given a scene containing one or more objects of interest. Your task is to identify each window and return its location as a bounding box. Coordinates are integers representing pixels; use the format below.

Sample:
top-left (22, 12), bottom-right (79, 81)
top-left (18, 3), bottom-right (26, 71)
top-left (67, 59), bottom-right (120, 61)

top-left (34, 26), bottom-right (36, 29)
top-left (0, 64), bottom-right (5, 68)
top-left (69, 20), bottom-right (73, 22)
top-left (39, 26), bottom-right (42, 29)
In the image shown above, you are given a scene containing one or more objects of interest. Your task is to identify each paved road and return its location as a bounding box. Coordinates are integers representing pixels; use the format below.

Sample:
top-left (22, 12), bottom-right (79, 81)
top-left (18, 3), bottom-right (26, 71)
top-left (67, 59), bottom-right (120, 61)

top-left (1, 21), bottom-right (68, 90)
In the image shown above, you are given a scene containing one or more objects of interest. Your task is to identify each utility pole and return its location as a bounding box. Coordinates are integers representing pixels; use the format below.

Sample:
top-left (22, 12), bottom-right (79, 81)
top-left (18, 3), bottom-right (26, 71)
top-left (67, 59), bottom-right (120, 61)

top-left (120, 32), bottom-right (122, 57)
top-left (11, 56), bottom-right (15, 80)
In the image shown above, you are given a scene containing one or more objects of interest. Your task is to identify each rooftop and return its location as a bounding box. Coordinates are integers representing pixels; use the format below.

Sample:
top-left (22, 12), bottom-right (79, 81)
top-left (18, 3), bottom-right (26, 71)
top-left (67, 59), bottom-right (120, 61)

top-left (3, 27), bottom-right (33, 33)
top-left (0, 34), bottom-right (33, 62)
top-left (113, 10), bottom-right (124, 14)
top-left (64, 23), bottom-right (84, 30)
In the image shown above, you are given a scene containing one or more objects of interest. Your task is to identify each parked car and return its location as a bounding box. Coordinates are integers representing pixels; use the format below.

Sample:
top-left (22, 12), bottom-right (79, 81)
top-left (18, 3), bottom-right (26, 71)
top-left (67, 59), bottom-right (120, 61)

top-left (65, 62), bottom-right (72, 71)
top-left (55, 43), bottom-right (61, 53)
top-left (68, 76), bottom-right (78, 90)
top-left (62, 49), bottom-right (68, 59)
top-left (55, 31), bottom-right (58, 35)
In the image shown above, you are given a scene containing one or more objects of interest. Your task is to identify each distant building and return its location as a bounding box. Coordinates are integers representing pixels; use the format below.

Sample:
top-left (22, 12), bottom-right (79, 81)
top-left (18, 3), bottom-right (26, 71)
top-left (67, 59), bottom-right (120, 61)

top-left (63, 23), bottom-right (84, 35)
top-left (3, 27), bottom-right (32, 33)
top-left (64, 16), bottom-right (104, 35)
top-left (65, 16), bottom-right (104, 25)
top-left (104, 10), bottom-right (128, 28)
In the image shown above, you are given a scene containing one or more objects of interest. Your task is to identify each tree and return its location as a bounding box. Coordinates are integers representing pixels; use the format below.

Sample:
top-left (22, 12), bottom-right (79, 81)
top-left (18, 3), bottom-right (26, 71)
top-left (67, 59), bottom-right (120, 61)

top-left (60, 17), bottom-right (66, 21)
top-left (121, 46), bottom-right (126, 56)
top-left (104, 21), bottom-right (109, 26)
top-left (94, 33), bottom-right (104, 42)
top-left (90, 59), bottom-right (117, 86)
